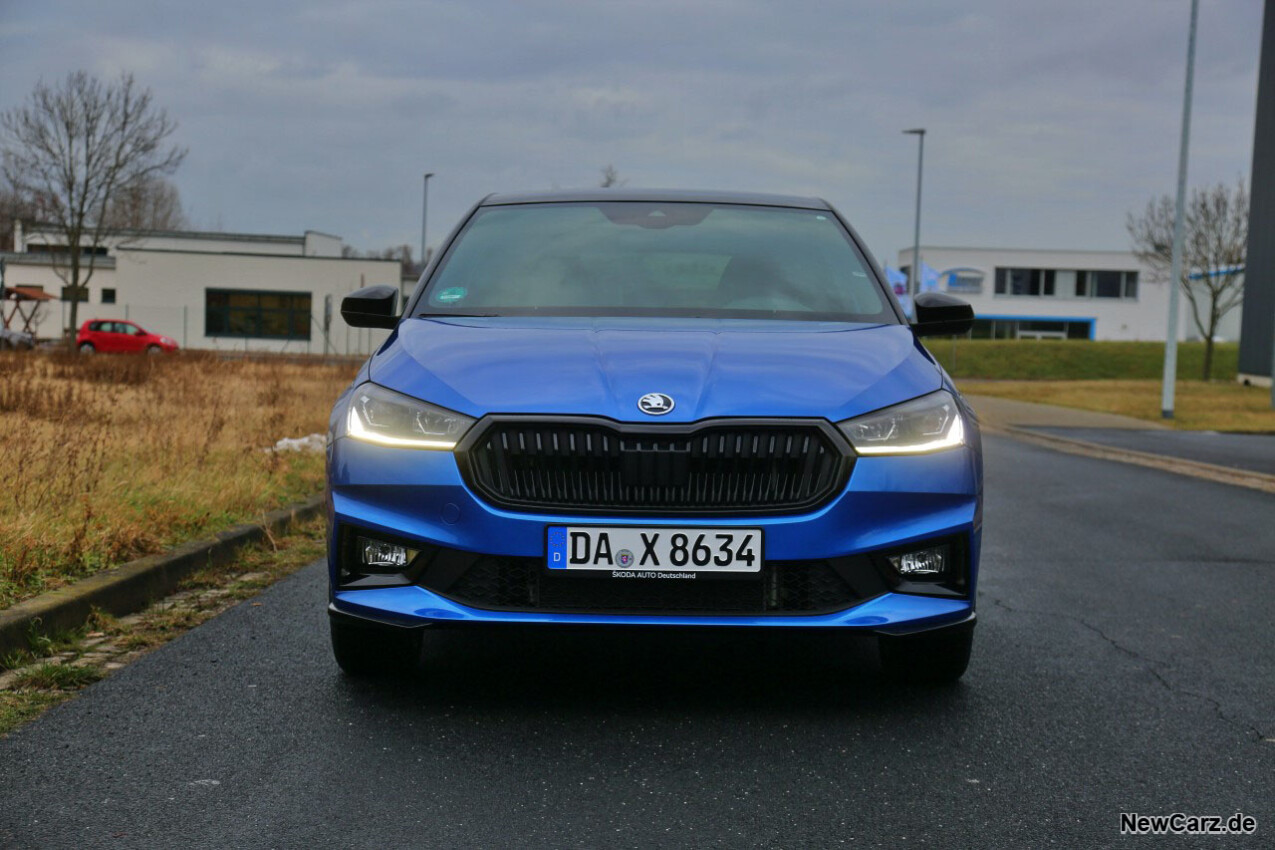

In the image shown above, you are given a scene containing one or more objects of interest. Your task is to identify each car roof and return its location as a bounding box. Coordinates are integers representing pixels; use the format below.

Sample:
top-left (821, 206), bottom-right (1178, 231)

top-left (479, 188), bottom-right (831, 211)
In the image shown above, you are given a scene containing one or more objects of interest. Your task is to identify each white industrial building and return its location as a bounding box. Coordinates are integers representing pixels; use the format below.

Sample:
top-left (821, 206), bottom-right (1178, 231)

top-left (1, 227), bottom-right (1243, 350)
top-left (1, 221), bottom-right (401, 354)
top-left (897, 246), bottom-right (1243, 342)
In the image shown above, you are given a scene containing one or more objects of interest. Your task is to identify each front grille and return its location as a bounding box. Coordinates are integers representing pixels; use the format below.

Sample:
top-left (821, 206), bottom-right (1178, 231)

top-left (459, 418), bottom-right (850, 515)
top-left (432, 555), bottom-right (877, 615)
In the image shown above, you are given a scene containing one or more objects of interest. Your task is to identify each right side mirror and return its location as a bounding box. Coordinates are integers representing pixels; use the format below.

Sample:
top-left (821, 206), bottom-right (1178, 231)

top-left (912, 292), bottom-right (974, 337)
top-left (341, 285), bottom-right (400, 330)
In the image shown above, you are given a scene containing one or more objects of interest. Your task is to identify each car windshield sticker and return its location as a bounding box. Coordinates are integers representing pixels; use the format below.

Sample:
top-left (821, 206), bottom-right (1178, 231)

top-left (436, 286), bottom-right (468, 304)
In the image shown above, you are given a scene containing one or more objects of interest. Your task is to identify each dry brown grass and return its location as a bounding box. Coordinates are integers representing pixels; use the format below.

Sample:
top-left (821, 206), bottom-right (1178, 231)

top-left (957, 379), bottom-right (1275, 432)
top-left (0, 351), bottom-right (355, 608)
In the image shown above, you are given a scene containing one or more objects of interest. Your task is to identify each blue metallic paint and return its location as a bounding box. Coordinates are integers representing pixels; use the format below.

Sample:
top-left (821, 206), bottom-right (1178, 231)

top-left (368, 318), bottom-right (942, 424)
top-left (328, 200), bottom-right (981, 634)
top-left (332, 587), bottom-right (972, 632)
top-left (327, 321), bottom-right (981, 632)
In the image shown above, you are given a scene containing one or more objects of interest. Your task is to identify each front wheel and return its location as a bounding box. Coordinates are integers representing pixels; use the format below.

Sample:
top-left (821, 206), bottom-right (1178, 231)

top-left (330, 617), bottom-right (422, 677)
top-left (878, 621), bottom-right (973, 684)
top-left (78, 342), bottom-right (95, 354)
top-left (146, 344), bottom-right (163, 355)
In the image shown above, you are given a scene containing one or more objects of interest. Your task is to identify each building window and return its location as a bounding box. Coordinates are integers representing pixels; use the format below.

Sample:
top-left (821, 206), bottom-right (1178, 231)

top-left (101, 288), bottom-right (116, 304)
top-left (27, 244), bottom-right (109, 257)
top-left (205, 289), bottom-right (312, 340)
top-left (970, 318), bottom-right (1092, 340)
top-left (994, 268), bottom-right (1055, 297)
top-left (61, 286), bottom-right (89, 302)
top-left (1075, 270), bottom-right (1138, 299)
top-left (942, 269), bottom-right (984, 294)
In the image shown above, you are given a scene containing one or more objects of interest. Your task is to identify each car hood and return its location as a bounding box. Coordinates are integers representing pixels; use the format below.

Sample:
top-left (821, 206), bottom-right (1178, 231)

top-left (369, 317), bottom-right (942, 423)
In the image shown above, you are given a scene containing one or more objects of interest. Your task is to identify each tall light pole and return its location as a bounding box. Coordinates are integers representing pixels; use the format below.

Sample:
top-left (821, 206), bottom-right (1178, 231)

top-left (1161, 0), bottom-right (1199, 420)
top-left (421, 172), bottom-right (435, 270)
top-left (903, 129), bottom-right (926, 315)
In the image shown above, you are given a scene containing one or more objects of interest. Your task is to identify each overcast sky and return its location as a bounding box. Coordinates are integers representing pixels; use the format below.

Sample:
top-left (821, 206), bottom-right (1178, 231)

top-left (0, 0), bottom-right (1265, 263)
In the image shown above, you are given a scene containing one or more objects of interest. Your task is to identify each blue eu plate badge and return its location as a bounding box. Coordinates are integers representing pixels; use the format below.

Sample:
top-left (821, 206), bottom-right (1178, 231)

top-left (547, 526), bottom-right (568, 569)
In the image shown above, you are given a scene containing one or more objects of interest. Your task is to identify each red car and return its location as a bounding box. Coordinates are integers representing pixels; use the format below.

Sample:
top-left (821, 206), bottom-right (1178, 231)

top-left (76, 320), bottom-right (179, 354)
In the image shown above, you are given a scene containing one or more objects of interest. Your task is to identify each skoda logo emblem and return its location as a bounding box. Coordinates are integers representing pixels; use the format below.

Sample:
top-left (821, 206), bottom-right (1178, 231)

top-left (638, 392), bottom-right (675, 416)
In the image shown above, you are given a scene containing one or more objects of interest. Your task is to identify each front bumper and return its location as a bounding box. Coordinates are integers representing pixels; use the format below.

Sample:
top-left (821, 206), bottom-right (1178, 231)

top-left (328, 436), bottom-right (981, 632)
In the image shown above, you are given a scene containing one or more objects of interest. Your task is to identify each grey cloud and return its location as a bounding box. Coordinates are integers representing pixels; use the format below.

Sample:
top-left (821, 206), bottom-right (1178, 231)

top-left (0, 0), bottom-right (1263, 257)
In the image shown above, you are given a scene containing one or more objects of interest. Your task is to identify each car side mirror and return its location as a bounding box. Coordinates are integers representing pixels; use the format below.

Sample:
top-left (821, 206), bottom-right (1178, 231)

top-left (912, 292), bottom-right (974, 337)
top-left (341, 285), bottom-right (400, 329)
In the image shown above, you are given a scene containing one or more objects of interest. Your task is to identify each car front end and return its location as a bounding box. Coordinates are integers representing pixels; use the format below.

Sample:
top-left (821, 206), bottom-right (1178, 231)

top-left (327, 191), bottom-right (982, 682)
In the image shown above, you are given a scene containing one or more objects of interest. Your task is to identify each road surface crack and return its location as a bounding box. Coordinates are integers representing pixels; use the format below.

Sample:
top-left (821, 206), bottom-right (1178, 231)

top-left (986, 595), bottom-right (1268, 743)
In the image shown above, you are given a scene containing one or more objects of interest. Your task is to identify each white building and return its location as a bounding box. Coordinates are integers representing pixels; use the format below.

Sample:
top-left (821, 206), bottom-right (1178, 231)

top-left (897, 246), bottom-right (1243, 342)
top-left (1, 222), bottom-right (402, 354)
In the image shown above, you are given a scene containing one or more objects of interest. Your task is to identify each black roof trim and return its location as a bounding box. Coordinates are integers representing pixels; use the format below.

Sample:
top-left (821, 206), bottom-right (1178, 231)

top-left (0, 251), bottom-right (117, 269)
top-left (112, 246), bottom-right (399, 264)
top-left (21, 221), bottom-right (306, 244)
top-left (479, 188), bottom-right (831, 210)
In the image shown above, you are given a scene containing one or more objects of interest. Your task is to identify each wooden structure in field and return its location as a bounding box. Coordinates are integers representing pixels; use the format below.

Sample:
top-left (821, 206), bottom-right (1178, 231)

top-left (1, 279), bottom-right (54, 340)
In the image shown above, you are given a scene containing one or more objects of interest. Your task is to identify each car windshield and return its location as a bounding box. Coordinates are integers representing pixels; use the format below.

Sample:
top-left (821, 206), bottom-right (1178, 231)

top-left (418, 202), bottom-right (895, 323)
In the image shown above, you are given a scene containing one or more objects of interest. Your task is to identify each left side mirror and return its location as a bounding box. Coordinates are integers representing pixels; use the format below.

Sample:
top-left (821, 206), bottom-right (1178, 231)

top-left (912, 292), bottom-right (974, 337)
top-left (342, 285), bottom-right (400, 329)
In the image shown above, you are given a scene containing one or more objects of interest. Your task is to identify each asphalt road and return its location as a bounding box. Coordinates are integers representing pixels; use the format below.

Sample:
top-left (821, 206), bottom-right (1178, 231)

top-left (2, 435), bottom-right (1273, 848)
top-left (1028, 426), bottom-right (1275, 475)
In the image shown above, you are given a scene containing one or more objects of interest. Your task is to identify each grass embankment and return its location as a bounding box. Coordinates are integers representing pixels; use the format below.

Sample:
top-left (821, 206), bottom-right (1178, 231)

top-left (0, 352), bottom-right (355, 609)
top-left (0, 517), bottom-right (326, 735)
top-left (930, 339), bottom-right (1238, 381)
top-left (925, 340), bottom-right (1272, 432)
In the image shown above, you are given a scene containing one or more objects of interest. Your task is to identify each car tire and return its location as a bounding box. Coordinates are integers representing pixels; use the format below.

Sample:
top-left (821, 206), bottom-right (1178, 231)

top-left (878, 621), bottom-right (973, 684)
top-left (330, 617), bottom-right (423, 677)
top-left (78, 342), bottom-right (95, 354)
top-left (146, 344), bottom-right (163, 355)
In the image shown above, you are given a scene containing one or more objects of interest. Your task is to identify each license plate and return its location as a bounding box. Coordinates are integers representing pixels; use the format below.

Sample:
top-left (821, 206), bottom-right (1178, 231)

top-left (546, 526), bottom-right (762, 574)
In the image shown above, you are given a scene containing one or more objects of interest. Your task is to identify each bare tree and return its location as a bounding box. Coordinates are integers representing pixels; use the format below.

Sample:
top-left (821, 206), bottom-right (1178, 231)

top-left (378, 244), bottom-right (417, 277)
top-left (0, 71), bottom-right (186, 343)
top-left (0, 185), bottom-right (36, 252)
top-left (599, 164), bottom-right (625, 188)
top-left (102, 175), bottom-right (187, 230)
top-left (343, 243), bottom-right (417, 276)
top-left (1127, 180), bottom-right (1248, 380)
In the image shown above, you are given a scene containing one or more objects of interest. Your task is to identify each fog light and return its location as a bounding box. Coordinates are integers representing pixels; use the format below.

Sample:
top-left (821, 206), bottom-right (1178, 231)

top-left (889, 545), bottom-right (948, 577)
top-left (358, 536), bottom-right (419, 572)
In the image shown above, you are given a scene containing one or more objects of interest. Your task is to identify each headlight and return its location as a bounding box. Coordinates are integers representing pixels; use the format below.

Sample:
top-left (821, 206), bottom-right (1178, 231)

top-left (346, 382), bottom-right (475, 450)
top-left (837, 390), bottom-right (965, 456)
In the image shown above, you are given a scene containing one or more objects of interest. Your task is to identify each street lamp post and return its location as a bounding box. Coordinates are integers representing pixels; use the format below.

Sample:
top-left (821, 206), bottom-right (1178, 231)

top-left (421, 172), bottom-right (435, 271)
top-left (903, 129), bottom-right (926, 314)
top-left (1160, 0), bottom-right (1199, 420)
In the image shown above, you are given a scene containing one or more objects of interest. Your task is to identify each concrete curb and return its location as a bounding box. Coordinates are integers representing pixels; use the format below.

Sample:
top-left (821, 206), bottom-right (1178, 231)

top-left (992, 426), bottom-right (1275, 495)
top-left (0, 494), bottom-right (325, 656)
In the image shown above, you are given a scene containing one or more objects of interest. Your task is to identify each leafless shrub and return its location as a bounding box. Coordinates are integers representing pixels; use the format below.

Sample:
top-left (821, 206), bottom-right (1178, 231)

top-left (1127, 180), bottom-right (1248, 380)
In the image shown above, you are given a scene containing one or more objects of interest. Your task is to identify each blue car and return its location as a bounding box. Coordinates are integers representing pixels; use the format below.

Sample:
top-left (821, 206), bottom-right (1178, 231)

top-left (328, 189), bottom-right (982, 683)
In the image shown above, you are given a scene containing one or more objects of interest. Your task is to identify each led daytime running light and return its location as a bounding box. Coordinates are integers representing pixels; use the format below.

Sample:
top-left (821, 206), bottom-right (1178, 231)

top-left (347, 406), bottom-right (461, 449)
top-left (853, 414), bottom-right (964, 456)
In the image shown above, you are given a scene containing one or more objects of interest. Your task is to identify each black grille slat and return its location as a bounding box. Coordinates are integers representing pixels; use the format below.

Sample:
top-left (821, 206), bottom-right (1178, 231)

top-left (461, 419), bottom-right (849, 515)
